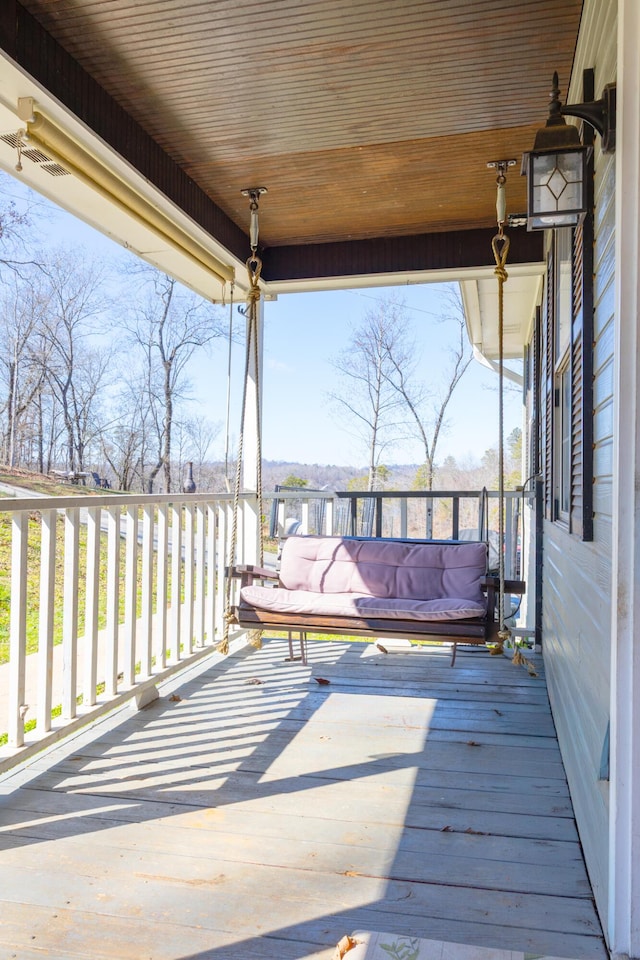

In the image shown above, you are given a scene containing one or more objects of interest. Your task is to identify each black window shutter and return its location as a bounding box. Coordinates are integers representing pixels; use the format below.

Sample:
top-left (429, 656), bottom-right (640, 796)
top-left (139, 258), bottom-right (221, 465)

top-left (571, 205), bottom-right (595, 540)
top-left (542, 241), bottom-right (554, 520)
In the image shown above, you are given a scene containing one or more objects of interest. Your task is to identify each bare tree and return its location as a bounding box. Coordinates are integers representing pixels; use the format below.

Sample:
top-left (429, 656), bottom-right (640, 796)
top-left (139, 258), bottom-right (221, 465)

top-left (181, 414), bottom-right (221, 490)
top-left (330, 288), bottom-right (472, 493)
top-left (330, 301), bottom-right (406, 490)
top-left (124, 270), bottom-right (225, 492)
top-left (0, 173), bottom-right (59, 291)
top-left (37, 249), bottom-right (112, 472)
top-left (0, 273), bottom-right (51, 465)
top-left (383, 286), bottom-right (472, 490)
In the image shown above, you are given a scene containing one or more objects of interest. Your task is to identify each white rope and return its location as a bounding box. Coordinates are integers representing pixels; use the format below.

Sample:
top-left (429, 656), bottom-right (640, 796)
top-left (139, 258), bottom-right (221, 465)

top-left (219, 256), bottom-right (264, 654)
top-left (223, 282), bottom-right (235, 493)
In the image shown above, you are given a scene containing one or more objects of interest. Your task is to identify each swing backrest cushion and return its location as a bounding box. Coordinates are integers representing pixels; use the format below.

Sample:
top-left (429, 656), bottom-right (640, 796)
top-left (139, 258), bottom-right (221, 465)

top-left (278, 536), bottom-right (487, 606)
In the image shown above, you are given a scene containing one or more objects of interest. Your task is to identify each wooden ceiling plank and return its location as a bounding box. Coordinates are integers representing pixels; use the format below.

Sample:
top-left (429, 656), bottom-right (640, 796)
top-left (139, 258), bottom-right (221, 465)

top-left (15, 0), bottom-right (581, 258)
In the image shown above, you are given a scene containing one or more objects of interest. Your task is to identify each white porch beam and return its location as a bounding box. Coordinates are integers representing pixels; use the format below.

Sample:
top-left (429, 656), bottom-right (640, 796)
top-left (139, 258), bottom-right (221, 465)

top-left (610, 0), bottom-right (640, 953)
top-left (240, 296), bottom-right (264, 566)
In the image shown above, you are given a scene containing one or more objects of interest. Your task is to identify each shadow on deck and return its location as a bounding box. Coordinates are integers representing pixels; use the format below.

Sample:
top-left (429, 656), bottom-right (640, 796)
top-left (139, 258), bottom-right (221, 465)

top-left (0, 639), bottom-right (607, 960)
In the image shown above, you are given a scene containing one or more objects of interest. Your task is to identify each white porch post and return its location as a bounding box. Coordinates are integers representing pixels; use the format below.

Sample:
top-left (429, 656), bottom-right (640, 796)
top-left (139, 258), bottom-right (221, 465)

top-left (610, 0), bottom-right (640, 954)
top-left (241, 295), bottom-right (264, 566)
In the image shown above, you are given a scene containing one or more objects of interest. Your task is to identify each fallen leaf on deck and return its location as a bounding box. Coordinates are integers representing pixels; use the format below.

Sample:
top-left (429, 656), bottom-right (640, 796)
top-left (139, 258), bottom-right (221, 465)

top-left (314, 677), bottom-right (331, 685)
top-left (169, 694), bottom-right (182, 702)
top-left (333, 935), bottom-right (359, 958)
top-left (465, 827), bottom-right (487, 835)
top-left (466, 740), bottom-right (480, 747)
top-left (245, 677), bottom-right (263, 685)
top-left (441, 825), bottom-right (453, 832)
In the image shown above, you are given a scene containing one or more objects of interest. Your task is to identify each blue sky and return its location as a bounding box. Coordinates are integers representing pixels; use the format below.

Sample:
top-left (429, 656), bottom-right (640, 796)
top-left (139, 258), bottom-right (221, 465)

top-left (4, 176), bottom-right (523, 468)
top-left (257, 286), bottom-right (522, 466)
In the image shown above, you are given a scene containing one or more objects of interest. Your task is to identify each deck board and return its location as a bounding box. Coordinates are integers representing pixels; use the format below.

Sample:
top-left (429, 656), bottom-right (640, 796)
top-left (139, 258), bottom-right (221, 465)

top-left (0, 639), bottom-right (607, 960)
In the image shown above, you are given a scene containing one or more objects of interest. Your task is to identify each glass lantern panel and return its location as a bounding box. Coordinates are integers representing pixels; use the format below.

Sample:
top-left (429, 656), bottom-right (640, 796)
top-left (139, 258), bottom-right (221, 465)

top-left (529, 148), bottom-right (586, 225)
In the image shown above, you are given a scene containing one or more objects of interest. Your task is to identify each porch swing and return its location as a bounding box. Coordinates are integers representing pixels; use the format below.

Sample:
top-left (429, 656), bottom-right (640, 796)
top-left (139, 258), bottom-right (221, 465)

top-left (223, 174), bottom-right (525, 665)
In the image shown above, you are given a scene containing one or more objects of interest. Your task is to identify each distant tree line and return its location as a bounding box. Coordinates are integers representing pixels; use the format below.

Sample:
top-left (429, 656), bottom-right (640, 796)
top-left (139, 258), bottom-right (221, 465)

top-left (267, 431), bottom-right (522, 496)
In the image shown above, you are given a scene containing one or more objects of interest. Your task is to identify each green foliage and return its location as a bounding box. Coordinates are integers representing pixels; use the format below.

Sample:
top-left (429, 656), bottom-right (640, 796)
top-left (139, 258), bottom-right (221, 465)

top-left (380, 937), bottom-right (422, 960)
top-left (412, 463), bottom-right (431, 490)
top-left (374, 464), bottom-right (391, 489)
top-left (346, 474), bottom-right (367, 491)
top-left (507, 426), bottom-right (523, 462)
top-left (281, 474), bottom-right (308, 488)
top-left (0, 509), bottom-right (179, 666)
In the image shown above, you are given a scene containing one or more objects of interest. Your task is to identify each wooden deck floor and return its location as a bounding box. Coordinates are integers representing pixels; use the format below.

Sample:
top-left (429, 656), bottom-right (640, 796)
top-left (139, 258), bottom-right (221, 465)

top-left (0, 639), bottom-right (607, 960)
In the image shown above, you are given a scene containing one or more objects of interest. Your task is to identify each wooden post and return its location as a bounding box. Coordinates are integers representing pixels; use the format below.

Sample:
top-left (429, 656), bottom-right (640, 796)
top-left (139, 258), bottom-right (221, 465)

top-left (155, 504), bottom-right (169, 669)
top-left (195, 503), bottom-right (206, 647)
top-left (241, 296), bottom-right (263, 566)
top-left (105, 507), bottom-right (120, 697)
top-left (83, 507), bottom-right (100, 707)
top-left (8, 512), bottom-right (27, 747)
top-left (183, 503), bottom-right (195, 654)
top-left (38, 510), bottom-right (57, 729)
top-left (140, 504), bottom-right (154, 678)
top-left (62, 509), bottom-right (80, 719)
top-left (123, 505), bottom-right (139, 687)
top-left (610, 1), bottom-right (640, 952)
top-left (206, 503), bottom-right (217, 643)
top-left (170, 504), bottom-right (182, 661)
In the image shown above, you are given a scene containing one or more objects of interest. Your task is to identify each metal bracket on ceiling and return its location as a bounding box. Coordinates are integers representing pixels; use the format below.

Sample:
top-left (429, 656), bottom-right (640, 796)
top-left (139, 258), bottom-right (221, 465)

top-left (241, 186), bottom-right (268, 253)
top-left (486, 159), bottom-right (517, 179)
top-left (17, 97), bottom-right (36, 124)
top-left (487, 160), bottom-right (517, 231)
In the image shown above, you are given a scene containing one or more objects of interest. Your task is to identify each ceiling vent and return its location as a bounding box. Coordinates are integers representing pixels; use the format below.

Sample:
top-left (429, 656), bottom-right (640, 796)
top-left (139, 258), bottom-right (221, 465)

top-left (0, 132), bottom-right (70, 177)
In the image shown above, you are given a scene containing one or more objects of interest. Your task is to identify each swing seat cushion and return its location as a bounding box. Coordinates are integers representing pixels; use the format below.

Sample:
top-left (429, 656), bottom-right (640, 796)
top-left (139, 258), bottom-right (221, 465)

top-left (239, 536), bottom-right (489, 623)
top-left (240, 585), bottom-right (486, 622)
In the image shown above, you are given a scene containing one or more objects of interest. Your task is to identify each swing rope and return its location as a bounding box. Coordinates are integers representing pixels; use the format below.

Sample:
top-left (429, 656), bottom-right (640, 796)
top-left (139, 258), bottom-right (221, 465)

top-left (223, 281), bottom-right (235, 494)
top-left (219, 195), bottom-right (266, 656)
top-left (490, 163), bottom-right (512, 654)
top-left (489, 166), bottom-right (535, 673)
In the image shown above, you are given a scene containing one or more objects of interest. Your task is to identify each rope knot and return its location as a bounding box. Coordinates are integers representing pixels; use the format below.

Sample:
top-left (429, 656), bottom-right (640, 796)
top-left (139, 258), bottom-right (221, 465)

top-left (247, 254), bottom-right (262, 286)
top-left (492, 233), bottom-right (510, 285)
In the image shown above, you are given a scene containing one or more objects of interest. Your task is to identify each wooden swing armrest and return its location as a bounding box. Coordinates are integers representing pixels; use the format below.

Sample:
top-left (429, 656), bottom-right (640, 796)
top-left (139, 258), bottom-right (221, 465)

top-left (482, 577), bottom-right (526, 594)
top-left (230, 564), bottom-right (279, 588)
top-left (482, 577), bottom-right (526, 625)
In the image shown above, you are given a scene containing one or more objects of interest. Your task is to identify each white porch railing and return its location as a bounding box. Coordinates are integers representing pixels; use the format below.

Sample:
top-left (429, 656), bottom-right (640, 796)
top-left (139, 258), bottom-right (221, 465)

top-left (0, 487), bottom-right (532, 772)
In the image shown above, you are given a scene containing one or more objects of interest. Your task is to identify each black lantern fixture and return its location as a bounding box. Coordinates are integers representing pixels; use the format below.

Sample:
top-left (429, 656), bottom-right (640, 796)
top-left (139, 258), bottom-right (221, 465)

top-left (523, 71), bottom-right (616, 231)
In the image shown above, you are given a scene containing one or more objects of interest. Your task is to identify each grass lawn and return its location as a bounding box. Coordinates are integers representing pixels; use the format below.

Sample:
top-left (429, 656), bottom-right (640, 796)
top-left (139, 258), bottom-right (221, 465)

top-left (0, 466), bottom-right (118, 497)
top-left (0, 510), bottom-right (171, 666)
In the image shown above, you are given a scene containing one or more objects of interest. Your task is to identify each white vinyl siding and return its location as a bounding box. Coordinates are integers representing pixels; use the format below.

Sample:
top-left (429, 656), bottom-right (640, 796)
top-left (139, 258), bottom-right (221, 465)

top-left (540, 0), bottom-right (617, 935)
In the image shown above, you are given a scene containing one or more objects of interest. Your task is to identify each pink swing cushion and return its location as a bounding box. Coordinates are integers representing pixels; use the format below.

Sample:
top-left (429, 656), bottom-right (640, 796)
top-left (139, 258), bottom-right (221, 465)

top-left (240, 536), bottom-right (489, 623)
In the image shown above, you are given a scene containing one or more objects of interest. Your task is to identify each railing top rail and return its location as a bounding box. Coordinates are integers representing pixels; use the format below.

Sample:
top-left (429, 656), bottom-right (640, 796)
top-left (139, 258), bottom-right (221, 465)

top-left (0, 486), bottom-right (532, 514)
top-left (333, 489), bottom-right (530, 500)
top-left (0, 491), bottom-right (239, 512)
top-left (268, 489), bottom-right (528, 499)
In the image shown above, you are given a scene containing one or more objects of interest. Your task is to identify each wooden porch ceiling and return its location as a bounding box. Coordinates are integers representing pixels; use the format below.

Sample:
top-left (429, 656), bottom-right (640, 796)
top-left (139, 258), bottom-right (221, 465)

top-left (5, 0), bottom-right (582, 286)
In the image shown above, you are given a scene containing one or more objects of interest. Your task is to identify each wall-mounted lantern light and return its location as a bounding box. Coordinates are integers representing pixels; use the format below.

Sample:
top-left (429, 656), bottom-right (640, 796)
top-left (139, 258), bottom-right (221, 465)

top-left (523, 71), bottom-right (616, 230)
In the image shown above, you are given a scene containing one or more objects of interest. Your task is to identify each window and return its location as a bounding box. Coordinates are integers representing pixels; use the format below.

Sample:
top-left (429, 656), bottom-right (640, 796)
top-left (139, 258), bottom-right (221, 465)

top-left (555, 360), bottom-right (571, 520)
top-left (536, 214), bottom-right (594, 540)
top-left (554, 229), bottom-right (573, 524)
